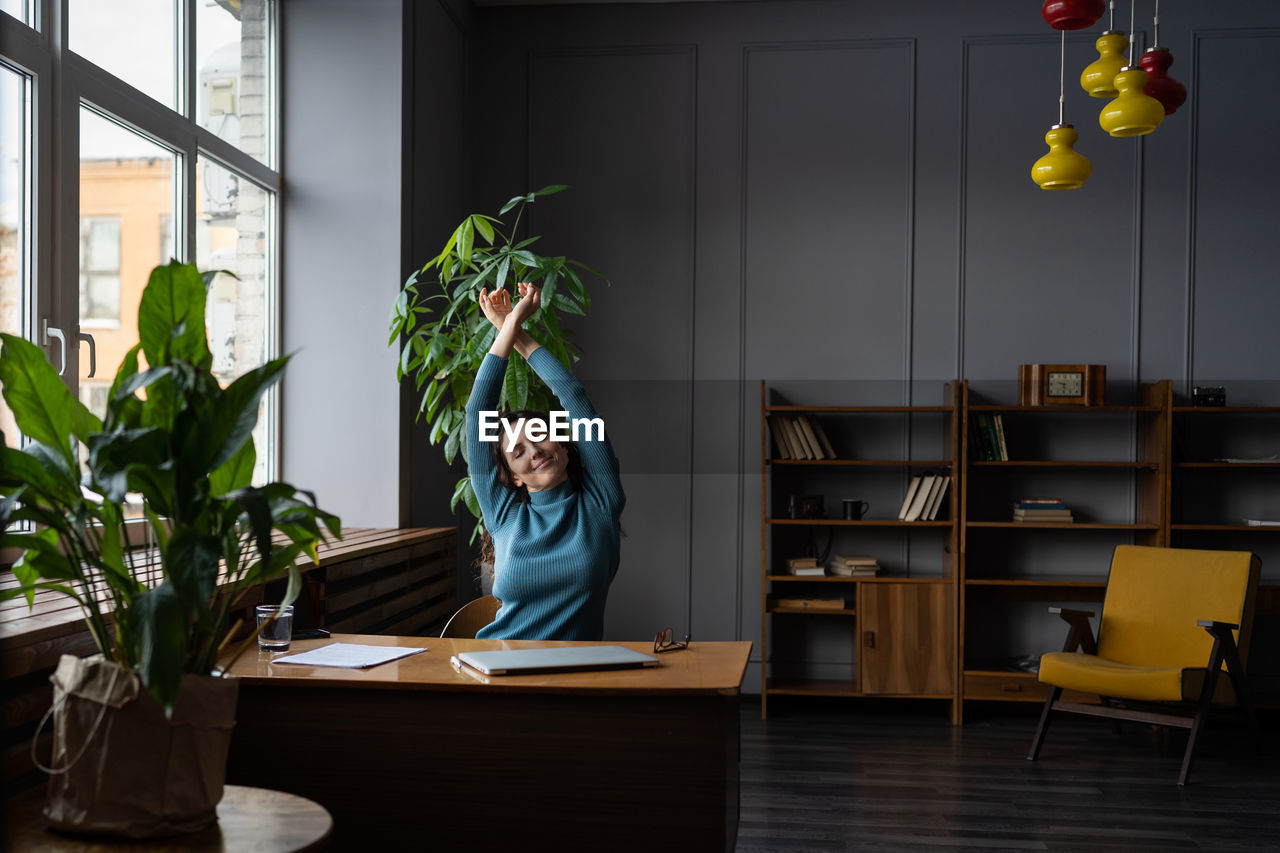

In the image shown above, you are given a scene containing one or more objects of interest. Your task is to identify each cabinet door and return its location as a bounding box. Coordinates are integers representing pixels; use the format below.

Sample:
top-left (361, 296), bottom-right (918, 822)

top-left (859, 583), bottom-right (953, 695)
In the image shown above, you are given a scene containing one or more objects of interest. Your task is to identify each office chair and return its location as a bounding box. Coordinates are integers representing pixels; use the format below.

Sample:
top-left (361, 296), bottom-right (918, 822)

top-left (440, 595), bottom-right (500, 639)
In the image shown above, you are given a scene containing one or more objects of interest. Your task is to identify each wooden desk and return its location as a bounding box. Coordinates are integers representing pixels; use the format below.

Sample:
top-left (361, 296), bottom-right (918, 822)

top-left (2, 785), bottom-right (332, 852)
top-left (221, 635), bottom-right (750, 852)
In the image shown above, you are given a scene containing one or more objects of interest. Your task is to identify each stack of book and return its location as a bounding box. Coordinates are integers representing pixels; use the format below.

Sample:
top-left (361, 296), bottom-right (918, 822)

top-left (971, 413), bottom-right (1009, 461)
top-left (786, 557), bottom-right (826, 576)
top-left (767, 414), bottom-right (838, 460)
top-left (828, 554), bottom-right (880, 577)
top-left (897, 473), bottom-right (951, 521)
top-left (1012, 498), bottom-right (1073, 523)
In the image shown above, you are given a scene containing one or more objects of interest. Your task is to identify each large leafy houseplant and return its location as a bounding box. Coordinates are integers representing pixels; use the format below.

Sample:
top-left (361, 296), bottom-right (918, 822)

top-left (389, 185), bottom-right (607, 540)
top-left (0, 261), bottom-right (341, 712)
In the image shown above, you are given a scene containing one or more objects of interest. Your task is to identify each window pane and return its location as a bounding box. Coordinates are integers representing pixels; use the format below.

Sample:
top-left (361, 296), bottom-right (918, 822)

top-left (1, 0), bottom-right (31, 26)
top-left (197, 155), bottom-right (274, 483)
top-left (198, 0), bottom-right (272, 166)
top-left (1, 65), bottom-right (31, 450)
top-left (69, 0), bottom-right (178, 110)
top-left (79, 107), bottom-right (178, 410)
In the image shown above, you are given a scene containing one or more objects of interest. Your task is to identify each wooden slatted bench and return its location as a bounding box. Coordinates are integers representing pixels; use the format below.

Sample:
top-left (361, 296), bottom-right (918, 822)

top-left (0, 526), bottom-right (456, 799)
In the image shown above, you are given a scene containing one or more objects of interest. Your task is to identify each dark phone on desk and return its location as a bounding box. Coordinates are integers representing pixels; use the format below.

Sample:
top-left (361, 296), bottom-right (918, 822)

top-left (292, 628), bottom-right (331, 640)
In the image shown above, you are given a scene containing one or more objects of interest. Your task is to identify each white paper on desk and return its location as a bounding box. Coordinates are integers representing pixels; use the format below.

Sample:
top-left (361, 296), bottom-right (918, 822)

top-left (270, 643), bottom-right (426, 668)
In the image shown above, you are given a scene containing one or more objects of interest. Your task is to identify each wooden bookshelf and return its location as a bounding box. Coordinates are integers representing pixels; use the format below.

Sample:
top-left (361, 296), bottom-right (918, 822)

top-left (760, 382), bottom-right (959, 722)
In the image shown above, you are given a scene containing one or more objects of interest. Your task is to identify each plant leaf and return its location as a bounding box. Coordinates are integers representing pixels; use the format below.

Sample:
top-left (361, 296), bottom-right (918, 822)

top-left (132, 582), bottom-right (189, 714)
top-left (0, 333), bottom-right (78, 467)
top-left (210, 438), bottom-right (256, 495)
top-left (137, 261), bottom-right (212, 370)
top-left (532, 184), bottom-right (569, 197)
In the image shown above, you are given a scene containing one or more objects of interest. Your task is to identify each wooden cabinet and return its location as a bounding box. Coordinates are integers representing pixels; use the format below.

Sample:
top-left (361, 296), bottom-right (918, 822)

top-left (859, 582), bottom-right (952, 695)
top-left (759, 382), bottom-right (959, 720)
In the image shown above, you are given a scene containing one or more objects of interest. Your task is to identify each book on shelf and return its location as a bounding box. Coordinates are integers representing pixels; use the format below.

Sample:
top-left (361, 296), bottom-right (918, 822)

top-left (994, 414), bottom-right (1009, 461)
top-left (897, 475), bottom-right (923, 519)
top-left (969, 416), bottom-right (990, 461)
top-left (829, 553), bottom-right (879, 577)
top-left (766, 415), bottom-right (792, 459)
top-left (1244, 518), bottom-right (1280, 527)
top-left (830, 564), bottom-right (880, 577)
top-left (983, 414), bottom-right (1004, 461)
top-left (786, 416), bottom-right (815, 459)
top-left (831, 553), bottom-right (878, 566)
top-left (786, 556), bottom-right (819, 569)
top-left (777, 416), bottom-right (804, 459)
top-left (902, 474), bottom-right (938, 521)
top-left (796, 416), bottom-right (827, 460)
top-left (829, 550), bottom-right (880, 578)
top-left (1012, 507), bottom-right (1074, 522)
top-left (769, 596), bottom-right (848, 610)
top-left (790, 566), bottom-right (828, 577)
top-left (808, 416), bottom-right (838, 459)
top-left (923, 475), bottom-right (951, 521)
top-left (1018, 497), bottom-right (1065, 506)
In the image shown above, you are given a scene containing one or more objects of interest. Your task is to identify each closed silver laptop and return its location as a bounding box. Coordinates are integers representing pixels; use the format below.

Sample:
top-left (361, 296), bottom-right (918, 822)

top-left (452, 645), bottom-right (660, 676)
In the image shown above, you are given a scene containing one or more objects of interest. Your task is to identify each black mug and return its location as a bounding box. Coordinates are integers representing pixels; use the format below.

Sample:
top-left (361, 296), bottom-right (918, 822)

top-left (842, 499), bottom-right (869, 521)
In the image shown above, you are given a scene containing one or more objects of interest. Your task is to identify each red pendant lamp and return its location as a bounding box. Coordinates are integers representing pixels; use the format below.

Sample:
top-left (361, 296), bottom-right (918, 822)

top-left (1042, 0), bottom-right (1106, 30)
top-left (1139, 1), bottom-right (1187, 115)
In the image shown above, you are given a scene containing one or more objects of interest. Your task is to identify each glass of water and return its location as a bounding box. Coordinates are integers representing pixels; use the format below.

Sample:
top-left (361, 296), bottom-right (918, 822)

top-left (256, 604), bottom-right (294, 652)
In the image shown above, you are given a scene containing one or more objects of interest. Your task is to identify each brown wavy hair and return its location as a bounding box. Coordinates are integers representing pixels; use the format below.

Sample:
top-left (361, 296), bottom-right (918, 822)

top-left (475, 409), bottom-right (584, 587)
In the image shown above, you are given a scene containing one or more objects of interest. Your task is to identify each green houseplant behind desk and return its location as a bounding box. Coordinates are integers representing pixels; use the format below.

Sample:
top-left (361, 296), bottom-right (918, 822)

top-left (221, 635), bottom-right (751, 852)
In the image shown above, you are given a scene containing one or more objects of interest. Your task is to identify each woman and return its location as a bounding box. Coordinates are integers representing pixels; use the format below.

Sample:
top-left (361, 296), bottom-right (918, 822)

top-left (464, 281), bottom-right (625, 640)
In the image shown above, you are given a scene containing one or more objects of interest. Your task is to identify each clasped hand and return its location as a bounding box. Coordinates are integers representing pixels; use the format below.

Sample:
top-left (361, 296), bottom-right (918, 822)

top-left (479, 281), bottom-right (540, 331)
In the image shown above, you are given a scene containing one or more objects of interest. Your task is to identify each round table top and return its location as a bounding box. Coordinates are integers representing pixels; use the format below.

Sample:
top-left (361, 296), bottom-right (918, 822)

top-left (3, 785), bottom-right (332, 852)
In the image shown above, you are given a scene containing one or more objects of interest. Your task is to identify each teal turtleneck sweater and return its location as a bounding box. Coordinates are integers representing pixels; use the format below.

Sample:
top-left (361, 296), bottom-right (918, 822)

top-left (465, 347), bottom-right (625, 640)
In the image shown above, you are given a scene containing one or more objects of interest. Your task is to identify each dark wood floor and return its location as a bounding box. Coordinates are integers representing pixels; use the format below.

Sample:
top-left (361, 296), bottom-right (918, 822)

top-left (737, 699), bottom-right (1280, 852)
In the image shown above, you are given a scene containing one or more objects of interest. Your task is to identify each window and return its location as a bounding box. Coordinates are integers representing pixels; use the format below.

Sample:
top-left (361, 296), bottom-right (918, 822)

top-left (1, 0), bottom-right (280, 480)
top-left (78, 215), bottom-right (121, 325)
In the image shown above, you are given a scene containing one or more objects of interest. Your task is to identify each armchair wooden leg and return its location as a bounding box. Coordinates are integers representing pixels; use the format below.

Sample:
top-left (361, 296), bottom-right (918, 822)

top-left (1179, 637), bottom-right (1227, 786)
top-left (1100, 696), bottom-right (1123, 734)
top-left (1027, 685), bottom-right (1062, 761)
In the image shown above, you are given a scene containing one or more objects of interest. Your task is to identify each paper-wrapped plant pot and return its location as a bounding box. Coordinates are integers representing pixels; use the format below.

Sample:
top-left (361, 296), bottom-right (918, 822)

top-left (41, 655), bottom-right (239, 839)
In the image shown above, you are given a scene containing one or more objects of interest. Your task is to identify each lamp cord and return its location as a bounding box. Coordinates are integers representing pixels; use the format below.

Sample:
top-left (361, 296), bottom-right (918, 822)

top-left (1058, 30), bottom-right (1066, 126)
top-left (1128, 0), bottom-right (1137, 65)
top-left (1109, 0), bottom-right (1115, 31)
top-left (1153, 0), bottom-right (1160, 48)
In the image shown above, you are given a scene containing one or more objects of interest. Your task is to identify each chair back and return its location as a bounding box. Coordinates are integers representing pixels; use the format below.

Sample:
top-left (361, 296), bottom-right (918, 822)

top-left (1098, 545), bottom-right (1260, 669)
top-left (440, 595), bottom-right (500, 639)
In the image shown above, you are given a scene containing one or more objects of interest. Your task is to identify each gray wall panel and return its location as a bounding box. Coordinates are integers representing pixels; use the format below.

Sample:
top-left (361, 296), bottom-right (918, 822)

top-left (527, 48), bottom-right (697, 640)
top-left (962, 36), bottom-right (1138, 389)
top-left (1188, 30), bottom-right (1280, 386)
top-left (743, 41), bottom-right (914, 382)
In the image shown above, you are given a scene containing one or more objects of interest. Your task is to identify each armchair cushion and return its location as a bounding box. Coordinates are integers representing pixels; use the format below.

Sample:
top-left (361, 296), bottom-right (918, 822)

top-left (1038, 652), bottom-right (1238, 704)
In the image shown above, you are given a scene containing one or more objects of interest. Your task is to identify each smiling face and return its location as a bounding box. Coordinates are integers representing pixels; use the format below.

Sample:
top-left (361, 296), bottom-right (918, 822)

top-left (501, 417), bottom-right (570, 492)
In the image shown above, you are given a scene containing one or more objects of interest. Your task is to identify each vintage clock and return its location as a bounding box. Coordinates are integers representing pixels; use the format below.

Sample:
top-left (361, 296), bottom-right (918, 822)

top-left (1018, 364), bottom-right (1106, 406)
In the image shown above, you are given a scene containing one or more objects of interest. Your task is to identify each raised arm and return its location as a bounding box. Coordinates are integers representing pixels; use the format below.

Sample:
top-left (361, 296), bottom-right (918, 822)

top-left (520, 297), bottom-right (624, 516)
top-left (464, 355), bottom-right (515, 531)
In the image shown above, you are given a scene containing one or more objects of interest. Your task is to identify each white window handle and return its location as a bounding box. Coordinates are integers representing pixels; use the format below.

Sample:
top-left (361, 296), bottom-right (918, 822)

top-left (41, 319), bottom-right (67, 376)
top-left (77, 331), bottom-right (97, 378)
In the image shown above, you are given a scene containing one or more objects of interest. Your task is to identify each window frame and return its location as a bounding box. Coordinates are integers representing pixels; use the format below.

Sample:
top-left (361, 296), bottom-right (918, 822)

top-left (1, 0), bottom-right (282, 553)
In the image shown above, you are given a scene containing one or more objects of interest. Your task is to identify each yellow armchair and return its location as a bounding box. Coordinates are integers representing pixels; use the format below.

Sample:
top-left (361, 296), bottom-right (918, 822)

top-left (1027, 545), bottom-right (1261, 785)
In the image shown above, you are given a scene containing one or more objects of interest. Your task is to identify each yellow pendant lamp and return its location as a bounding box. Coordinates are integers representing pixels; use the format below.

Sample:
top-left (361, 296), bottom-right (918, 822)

top-left (1098, 0), bottom-right (1165, 136)
top-left (1080, 1), bottom-right (1127, 97)
top-left (1032, 32), bottom-right (1092, 190)
top-left (1032, 125), bottom-right (1092, 190)
top-left (1081, 33), bottom-right (1128, 97)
